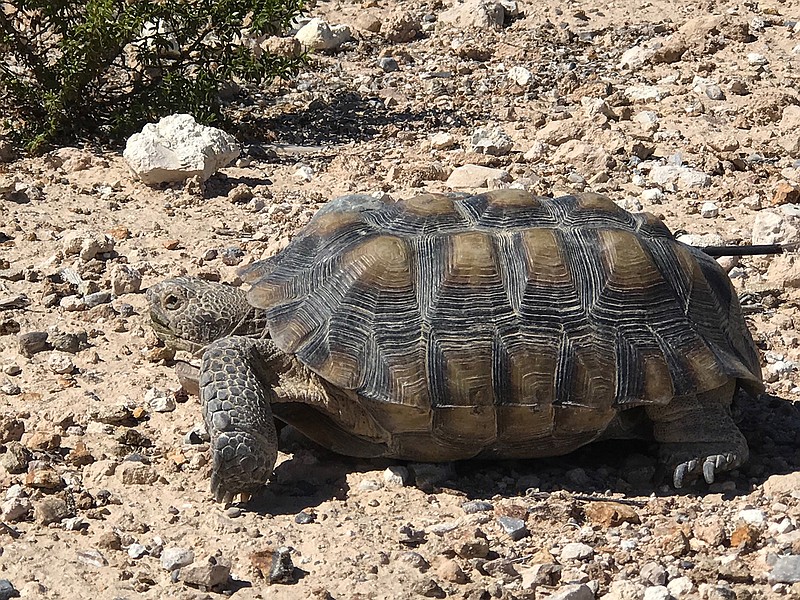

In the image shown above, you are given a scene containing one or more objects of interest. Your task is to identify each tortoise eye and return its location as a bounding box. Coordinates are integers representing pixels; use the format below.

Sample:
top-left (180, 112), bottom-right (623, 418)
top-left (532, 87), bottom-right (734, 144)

top-left (164, 294), bottom-right (183, 311)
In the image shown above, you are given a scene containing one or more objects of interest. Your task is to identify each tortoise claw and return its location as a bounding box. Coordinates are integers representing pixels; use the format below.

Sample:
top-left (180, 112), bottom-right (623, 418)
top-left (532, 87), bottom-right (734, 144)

top-left (673, 453), bottom-right (738, 488)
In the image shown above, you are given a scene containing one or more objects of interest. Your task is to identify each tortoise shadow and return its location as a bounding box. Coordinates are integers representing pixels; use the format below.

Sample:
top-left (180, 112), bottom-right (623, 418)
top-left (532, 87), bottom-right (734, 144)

top-left (243, 390), bottom-right (800, 515)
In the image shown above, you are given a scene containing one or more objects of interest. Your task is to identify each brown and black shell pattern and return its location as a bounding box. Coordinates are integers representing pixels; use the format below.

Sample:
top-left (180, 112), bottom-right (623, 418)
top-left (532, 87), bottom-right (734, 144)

top-left (239, 190), bottom-right (762, 460)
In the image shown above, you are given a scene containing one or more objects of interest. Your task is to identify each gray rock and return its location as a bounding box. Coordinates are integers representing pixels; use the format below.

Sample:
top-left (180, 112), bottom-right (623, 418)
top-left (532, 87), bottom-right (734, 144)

top-left (561, 542), bottom-right (594, 561)
top-left (496, 516), bottom-right (529, 541)
top-left (409, 462), bottom-right (455, 488)
top-left (161, 546), bottom-right (195, 571)
top-left (378, 57), bottom-right (399, 73)
top-left (1, 495), bottom-right (31, 521)
top-left (34, 497), bottom-right (70, 525)
top-left (48, 330), bottom-right (87, 353)
top-left (0, 579), bottom-right (17, 600)
top-left (640, 561), bottom-right (667, 586)
top-left (269, 546), bottom-right (296, 584)
top-left (124, 114), bottom-right (240, 185)
top-left (84, 291), bottom-right (111, 307)
top-left (0, 442), bottom-right (29, 474)
top-left (461, 500), bottom-right (494, 514)
top-left (17, 332), bottom-right (48, 357)
top-left (770, 555), bottom-right (800, 584)
top-left (179, 554), bottom-right (231, 589)
top-left (551, 584), bottom-right (595, 600)
top-left (47, 352), bottom-right (75, 374)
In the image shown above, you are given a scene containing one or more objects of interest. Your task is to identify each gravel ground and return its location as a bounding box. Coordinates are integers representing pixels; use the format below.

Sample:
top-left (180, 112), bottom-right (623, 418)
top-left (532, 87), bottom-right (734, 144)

top-left (1, 0), bottom-right (800, 598)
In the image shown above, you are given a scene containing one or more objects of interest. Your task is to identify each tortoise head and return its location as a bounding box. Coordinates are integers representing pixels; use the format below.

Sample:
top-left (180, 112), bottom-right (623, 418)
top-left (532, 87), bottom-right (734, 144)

top-left (147, 277), bottom-right (255, 355)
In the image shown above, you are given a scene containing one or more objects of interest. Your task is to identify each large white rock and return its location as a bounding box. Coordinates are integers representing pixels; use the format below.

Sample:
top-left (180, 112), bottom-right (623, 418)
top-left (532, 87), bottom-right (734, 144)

top-left (123, 114), bottom-right (240, 185)
top-left (446, 164), bottom-right (510, 188)
top-left (439, 0), bottom-right (511, 29)
top-left (752, 206), bottom-right (800, 245)
top-left (295, 18), bottom-right (351, 51)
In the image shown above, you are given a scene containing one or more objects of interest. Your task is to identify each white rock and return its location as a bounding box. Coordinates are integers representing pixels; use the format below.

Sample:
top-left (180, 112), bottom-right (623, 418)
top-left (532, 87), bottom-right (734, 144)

top-left (383, 466), bottom-right (409, 487)
top-left (641, 188), bottom-right (665, 203)
top-left (111, 264), bottom-right (142, 296)
top-left (430, 132), bottom-right (456, 150)
top-left (550, 584), bottom-right (595, 600)
top-left (752, 209), bottom-right (800, 245)
top-left (145, 388), bottom-right (176, 412)
top-left (508, 66), bottom-right (533, 86)
top-left (649, 165), bottom-right (711, 189)
top-left (439, 0), bottom-right (507, 29)
top-left (747, 52), bottom-right (768, 65)
top-left (625, 86), bottom-right (667, 103)
top-left (128, 543), bottom-right (148, 559)
top-left (619, 44), bottom-right (657, 69)
top-left (470, 127), bottom-right (514, 156)
top-left (62, 231), bottom-right (115, 262)
top-left (123, 114), bottom-right (240, 185)
top-left (1, 496), bottom-right (31, 521)
top-left (667, 577), bottom-right (694, 598)
top-left (357, 478), bottom-right (382, 491)
top-left (161, 546), bottom-right (195, 571)
top-left (294, 165), bottom-right (315, 181)
top-left (560, 542), bottom-right (594, 561)
top-left (59, 295), bottom-right (87, 312)
top-left (676, 232), bottom-right (724, 247)
top-left (48, 352), bottom-right (75, 374)
top-left (601, 580), bottom-right (645, 600)
top-left (615, 198), bottom-right (643, 212)
top-left (295, 18), bottom-right (351, 51)
top-left (643, 587), bottom-right (672, 600)
top-left (446, 164), bottom-right (511, 188)
top-left (700, 202), bottom-right (719, 218)
top-left (633, 111), bottom-right (660, 126)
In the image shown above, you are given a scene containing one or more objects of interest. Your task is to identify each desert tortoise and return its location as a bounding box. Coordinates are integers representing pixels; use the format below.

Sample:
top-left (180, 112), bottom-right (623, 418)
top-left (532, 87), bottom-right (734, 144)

top-left (148, 190), bottom-right (763, 501)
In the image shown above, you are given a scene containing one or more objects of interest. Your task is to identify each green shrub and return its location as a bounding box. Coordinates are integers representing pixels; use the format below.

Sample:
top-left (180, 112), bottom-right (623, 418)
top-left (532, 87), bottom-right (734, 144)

top-left (0, 0), bottom-right (306, 153)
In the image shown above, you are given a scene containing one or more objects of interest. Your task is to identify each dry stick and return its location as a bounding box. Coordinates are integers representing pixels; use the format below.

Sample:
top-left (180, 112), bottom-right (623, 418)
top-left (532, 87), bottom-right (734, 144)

top-left (696, 243), bottom-right (797, 257)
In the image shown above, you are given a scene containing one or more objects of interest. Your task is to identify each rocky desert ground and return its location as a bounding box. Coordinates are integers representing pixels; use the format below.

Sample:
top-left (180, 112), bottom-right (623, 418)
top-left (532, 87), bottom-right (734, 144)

top-left (2, 0), bottom-right (800, 598)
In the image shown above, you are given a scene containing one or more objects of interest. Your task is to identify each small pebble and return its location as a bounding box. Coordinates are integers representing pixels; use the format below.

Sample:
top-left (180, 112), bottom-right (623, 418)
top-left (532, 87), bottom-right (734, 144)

top-left (294, 510), bottom-right (316, 524)
top-left (461, 500), bottom-right (494, 514)
top-left (128, 543), bottom-right (148, 559)
top-left (161, 546), bottom-right (195, 571)
top-left (496, 516), bottom-right (529, 541)
top-left (560, 542), bottom-right (594, 561)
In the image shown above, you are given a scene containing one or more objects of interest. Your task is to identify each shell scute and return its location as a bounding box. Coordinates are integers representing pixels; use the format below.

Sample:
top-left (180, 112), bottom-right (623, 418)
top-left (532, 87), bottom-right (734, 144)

top-left (244, 190), bottom-right (762, 439)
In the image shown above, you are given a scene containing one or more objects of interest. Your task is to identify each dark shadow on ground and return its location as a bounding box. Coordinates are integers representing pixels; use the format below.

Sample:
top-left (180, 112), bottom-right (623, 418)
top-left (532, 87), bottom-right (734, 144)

top-left (232, 89), bottom-right (469, 149)
top-left (242, 390), bottom-right (800, 516)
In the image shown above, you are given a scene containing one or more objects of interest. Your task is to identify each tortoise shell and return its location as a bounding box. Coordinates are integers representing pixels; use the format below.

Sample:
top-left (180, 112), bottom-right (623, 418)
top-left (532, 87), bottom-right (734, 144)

top-left (239, 190), bottom-right (761, 457)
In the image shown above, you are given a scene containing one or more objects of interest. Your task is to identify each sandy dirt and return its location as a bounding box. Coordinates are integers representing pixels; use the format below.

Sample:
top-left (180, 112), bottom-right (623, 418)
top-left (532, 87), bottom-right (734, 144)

top-left (1, 0), bottom-right (800, 598)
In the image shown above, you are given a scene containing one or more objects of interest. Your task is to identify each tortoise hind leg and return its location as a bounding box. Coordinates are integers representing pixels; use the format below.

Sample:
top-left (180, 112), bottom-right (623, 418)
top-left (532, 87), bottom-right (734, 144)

top-left (200, 337), bottom-right (281, 502)
top-left (646, 380), bottom-right (749, 488)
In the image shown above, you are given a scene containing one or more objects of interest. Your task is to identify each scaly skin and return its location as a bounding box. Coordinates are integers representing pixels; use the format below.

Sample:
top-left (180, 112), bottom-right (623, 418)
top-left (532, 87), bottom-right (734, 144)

top-left (148, 278), bottom-right (280, 499)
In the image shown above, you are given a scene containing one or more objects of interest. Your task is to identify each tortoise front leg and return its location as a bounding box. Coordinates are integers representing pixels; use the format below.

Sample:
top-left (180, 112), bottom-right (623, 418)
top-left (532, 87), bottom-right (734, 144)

top-left (200, 337), bottom-right (280, 502)
top-left (646, 380), bottom-right (749, 488)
